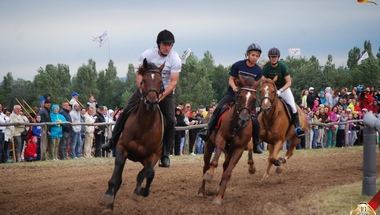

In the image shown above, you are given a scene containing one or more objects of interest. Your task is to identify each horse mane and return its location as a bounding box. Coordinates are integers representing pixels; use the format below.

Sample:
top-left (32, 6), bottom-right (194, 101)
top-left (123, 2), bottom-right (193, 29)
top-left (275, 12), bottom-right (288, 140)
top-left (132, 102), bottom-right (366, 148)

top-left (236, 75), bottom-right (259, 88)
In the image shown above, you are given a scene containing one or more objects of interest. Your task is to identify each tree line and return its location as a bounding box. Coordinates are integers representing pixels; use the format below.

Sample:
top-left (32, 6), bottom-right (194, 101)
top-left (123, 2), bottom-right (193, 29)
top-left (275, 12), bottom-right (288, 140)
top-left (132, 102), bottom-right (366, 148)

top-left (1, 40), bottom-right (379, 112)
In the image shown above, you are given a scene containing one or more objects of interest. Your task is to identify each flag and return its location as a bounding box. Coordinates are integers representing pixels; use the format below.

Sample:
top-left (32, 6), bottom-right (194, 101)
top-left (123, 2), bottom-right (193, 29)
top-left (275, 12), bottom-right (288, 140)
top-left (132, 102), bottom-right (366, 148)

top-left (357, 52), bottom-right (369, 65)
top-left (357, 0), bottom-right (377, 5)
top-left (181, 48), bottom-right (192, 64)
top-left (91, 30), bottom-right (109, 48)
top-left (288, 47), bottom-right (301, 57)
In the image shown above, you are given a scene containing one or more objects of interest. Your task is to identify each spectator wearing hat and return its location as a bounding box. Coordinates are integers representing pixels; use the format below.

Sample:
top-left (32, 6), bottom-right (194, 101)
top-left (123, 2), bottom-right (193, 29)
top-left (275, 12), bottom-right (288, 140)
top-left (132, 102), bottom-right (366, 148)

top-left (49, 105), bottom-right (66, 160)
top-left (307, 87), bottom-right (315, 109)
top-left (183, 103), bottom-right (191, 115)
top-left (211, 99), bottom-right (217, 108)
top-left (39, 93), bottom-right (51, 109)
top-left (70, 92), bottom-right (80, 106)
top-left (94, 106), bottom-right (106, 157)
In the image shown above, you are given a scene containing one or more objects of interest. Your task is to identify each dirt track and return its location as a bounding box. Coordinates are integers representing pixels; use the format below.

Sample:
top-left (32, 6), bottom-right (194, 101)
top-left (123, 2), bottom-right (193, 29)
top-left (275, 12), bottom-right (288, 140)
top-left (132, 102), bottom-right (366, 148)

top-left (0, 147), bottom-right (378, 214)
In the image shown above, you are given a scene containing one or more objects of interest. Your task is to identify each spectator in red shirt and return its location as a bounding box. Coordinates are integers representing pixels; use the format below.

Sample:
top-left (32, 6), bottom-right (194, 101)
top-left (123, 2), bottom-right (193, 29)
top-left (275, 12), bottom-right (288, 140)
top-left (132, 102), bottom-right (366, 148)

top-left (24, 136), bottom-right (38, 162)
top-left (358, 87), bottom-right (373, 110)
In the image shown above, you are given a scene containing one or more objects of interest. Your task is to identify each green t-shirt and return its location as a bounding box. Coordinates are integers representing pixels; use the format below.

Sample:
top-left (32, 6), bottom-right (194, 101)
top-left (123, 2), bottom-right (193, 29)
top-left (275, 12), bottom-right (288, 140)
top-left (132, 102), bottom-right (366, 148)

top-left (262, 61), bottom-right (290, 89)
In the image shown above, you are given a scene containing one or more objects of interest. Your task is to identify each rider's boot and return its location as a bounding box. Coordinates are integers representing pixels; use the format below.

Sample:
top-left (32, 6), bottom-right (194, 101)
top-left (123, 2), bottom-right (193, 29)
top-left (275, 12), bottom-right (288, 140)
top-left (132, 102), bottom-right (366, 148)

top-left (102, 108), bottom-right (133, 151)
top-left (292, 112), bottom-right (305, 138)
top-left (251, 114), bottom-right (263, 154)
top-left (160, 129), bottom-right (175, 168)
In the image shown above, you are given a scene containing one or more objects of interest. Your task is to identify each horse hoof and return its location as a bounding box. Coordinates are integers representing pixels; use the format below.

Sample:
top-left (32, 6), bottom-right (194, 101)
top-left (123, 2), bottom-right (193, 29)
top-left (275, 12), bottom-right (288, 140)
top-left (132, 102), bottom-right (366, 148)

top-left (198, 187), bottom-right (206, 197)
top-left (275, 167), bottom-right (283, 174)
top-left (130, 193), bottom-right (140, 202)
top-left (212, 199), bottom-right (222, 205)
top-left (274, 160), bottom-right (281, 166)
top-left (203, 172), bottom-right (213, 183)
top-left (101, 194), bottom-right (114, 205)
top-left (102, 209), bottom-right (113, 215)
top-left (249, 168), bottom-right (256, 174)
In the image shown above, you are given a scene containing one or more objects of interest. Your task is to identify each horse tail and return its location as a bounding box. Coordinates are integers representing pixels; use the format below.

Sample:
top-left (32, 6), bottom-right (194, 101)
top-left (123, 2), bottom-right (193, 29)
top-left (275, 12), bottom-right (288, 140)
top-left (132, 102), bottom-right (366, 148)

top-left (260, 60), bottom-right (270, 69)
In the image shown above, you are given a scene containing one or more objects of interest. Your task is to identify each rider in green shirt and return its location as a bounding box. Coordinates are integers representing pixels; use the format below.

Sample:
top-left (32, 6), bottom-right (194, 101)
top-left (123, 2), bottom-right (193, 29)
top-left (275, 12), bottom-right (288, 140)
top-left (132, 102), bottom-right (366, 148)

top-left (262, 47), bottom-right (305, 138)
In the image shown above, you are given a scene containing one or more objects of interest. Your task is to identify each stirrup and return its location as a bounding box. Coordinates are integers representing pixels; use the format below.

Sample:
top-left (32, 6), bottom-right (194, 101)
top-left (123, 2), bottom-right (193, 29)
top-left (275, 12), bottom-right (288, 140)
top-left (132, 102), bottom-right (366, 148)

top-left (295, 127), bottom-right (305, 138)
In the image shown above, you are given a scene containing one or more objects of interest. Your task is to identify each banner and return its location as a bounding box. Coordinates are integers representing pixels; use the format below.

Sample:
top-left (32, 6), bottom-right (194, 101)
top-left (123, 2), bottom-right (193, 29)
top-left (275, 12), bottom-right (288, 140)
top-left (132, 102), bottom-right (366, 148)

top-left (182, 48), bottom-right (192, 64)
top-left (91, 30), bottom-right (109, 48)
top-left (357, 52), bottom-right (369, 65)
top-left (288, 47), bottom-right (301, 57)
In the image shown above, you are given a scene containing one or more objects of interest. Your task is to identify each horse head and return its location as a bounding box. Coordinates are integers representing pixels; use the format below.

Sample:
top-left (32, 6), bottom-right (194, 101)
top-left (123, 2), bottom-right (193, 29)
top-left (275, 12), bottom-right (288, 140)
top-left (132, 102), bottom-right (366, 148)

top-left (260, 75), bottom-right (278, 114)
top-left (138, 58), bottom-right (165, 111)
top-left (234, 75), bottom-right (260, 127)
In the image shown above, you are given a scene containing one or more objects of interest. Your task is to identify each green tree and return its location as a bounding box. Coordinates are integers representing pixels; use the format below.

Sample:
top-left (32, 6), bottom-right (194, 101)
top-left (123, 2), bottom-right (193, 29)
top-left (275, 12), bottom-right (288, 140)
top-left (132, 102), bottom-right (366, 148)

top-left (72, 59), bottom-right (99, 104)
top-left (33, 64), bottom-right (71, 106)
top-left (0, 72), bottom-right (14, 108)
top-left (121, 64), bottom-right (137, 106)
top-left (347, 47), bottom-right (361, 70)
top-left (363, 40), bottom-right (373, 57)
top-left (208, 64), bottom-right (229, 102)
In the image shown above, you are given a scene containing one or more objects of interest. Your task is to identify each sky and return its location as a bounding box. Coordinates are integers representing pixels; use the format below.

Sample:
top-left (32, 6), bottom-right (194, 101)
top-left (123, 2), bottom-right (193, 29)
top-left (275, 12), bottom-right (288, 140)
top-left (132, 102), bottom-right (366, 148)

top-left (1, 0), bottom-right (379, 81)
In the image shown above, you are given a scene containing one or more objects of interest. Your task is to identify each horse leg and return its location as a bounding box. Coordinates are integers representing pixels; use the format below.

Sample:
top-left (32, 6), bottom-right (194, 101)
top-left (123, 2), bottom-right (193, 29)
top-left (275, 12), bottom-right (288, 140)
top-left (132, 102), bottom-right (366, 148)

top-left (130, 167), bottom-right (146, 201)
top-left (212, 147), bottom-right (244, 205)
top-left (278, 136), bottom-right (300, 166)
top-left (139, 157), bottom-right (157, 198)
top-left (247, 138), bottom-right (256, 174)
top-left (199, 139), bottom-right (215, 197)
top-left (203, 138), bottom-right (225, 183)
top-left (260, 143), bottom-right (275, 186)
top-left (102, 147), bottom-right (127, 212)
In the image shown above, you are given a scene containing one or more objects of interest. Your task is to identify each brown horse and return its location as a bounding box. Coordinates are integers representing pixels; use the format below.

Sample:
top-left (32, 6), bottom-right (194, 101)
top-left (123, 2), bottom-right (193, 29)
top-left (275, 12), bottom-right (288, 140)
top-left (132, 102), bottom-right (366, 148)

top-left (101, 59), bottom-right (165, 213)
top-left (249, 76), bottom-right (307, 186)
top-left (198, 76), bottom-right (260, 205)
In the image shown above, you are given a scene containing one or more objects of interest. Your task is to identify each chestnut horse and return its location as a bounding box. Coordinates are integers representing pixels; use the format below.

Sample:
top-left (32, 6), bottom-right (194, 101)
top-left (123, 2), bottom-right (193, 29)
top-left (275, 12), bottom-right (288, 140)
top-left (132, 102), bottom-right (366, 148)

top-left (198, 76), bottom-right (260, 205)
top-left (248, 76), bottom-right (307, 186)
top-left (101, 59), bottom-right (165, 212)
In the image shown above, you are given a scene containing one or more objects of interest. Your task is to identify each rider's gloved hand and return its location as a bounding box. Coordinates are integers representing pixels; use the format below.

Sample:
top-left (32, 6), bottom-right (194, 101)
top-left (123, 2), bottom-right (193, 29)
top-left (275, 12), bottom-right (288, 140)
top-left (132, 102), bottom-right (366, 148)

top-left (277, 90), bottom-right (282, 95)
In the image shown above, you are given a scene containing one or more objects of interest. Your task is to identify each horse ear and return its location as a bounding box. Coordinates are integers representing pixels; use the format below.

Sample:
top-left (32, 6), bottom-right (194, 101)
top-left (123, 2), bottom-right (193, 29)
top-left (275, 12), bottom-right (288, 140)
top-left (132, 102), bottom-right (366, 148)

top-left (158, 62), bottom-right (166, 72)
top-left (273, 75), bottom-right (278, 83)
top-left (143, 58), bottom-right (149, 69)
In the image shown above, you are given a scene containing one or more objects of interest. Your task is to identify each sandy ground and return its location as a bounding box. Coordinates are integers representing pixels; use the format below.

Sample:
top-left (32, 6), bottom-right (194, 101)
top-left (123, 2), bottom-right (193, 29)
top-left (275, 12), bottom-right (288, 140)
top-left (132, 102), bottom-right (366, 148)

top-left (0, 147), bottom-right (378, 215)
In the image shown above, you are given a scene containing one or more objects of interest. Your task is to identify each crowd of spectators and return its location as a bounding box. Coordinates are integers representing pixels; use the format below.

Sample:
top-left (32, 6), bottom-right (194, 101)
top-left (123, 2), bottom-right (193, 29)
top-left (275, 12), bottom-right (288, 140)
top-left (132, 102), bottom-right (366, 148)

top-left (0, 85), bottom-right (377, 163)
top-left (0, 93), bottom-right (117, 163)
top-left (300, 85), bottom-right (378, 149)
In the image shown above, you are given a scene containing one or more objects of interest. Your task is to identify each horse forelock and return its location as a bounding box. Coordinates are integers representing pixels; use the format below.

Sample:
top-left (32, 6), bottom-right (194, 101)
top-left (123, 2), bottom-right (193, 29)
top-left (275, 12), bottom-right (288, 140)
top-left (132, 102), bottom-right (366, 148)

top-left (237, 76), bottom-right (257, 88)
top-left (138, 63), bottom-right (158, 76)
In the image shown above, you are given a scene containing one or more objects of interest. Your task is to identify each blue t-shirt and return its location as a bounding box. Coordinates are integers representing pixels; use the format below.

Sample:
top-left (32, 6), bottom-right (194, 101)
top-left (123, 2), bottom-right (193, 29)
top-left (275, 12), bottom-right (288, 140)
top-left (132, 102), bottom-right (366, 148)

top-left (226, 60), bottom-right (262, 95)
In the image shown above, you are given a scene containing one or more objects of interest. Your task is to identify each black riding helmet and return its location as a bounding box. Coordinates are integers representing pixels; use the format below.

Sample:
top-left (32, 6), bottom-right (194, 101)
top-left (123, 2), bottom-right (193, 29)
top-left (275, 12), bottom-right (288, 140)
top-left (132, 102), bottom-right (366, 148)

top-left (246, 43), bottom-right (262, 54)
top-left (268, 47), bottom-right (281, 58)
top-left (156, 29), bottom-right (175, 48)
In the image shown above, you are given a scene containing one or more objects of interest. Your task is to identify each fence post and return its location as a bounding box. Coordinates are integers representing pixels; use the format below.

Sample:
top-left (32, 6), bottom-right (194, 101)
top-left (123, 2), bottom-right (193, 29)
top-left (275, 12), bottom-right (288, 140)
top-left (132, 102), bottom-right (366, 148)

top-left (40, 124), bottom-right (48, 161)
top-left (345, 124), bottom-right (349, 147)
top-left (362, 126), bottom-right (377, 196)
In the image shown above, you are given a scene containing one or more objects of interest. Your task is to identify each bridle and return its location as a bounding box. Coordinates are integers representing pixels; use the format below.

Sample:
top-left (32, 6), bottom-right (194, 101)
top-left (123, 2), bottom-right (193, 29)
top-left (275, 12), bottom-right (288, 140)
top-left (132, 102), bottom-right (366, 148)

top-left (235, 87), bottom-right (257, 115)
top-left (228, 87), bottom-right (257, 138)
top-left (260, 81), bottom-right (281, 142)
top-left (139, 69), bottom-right (164, 105)
top-left (259, 81), bottom-right (278, 112)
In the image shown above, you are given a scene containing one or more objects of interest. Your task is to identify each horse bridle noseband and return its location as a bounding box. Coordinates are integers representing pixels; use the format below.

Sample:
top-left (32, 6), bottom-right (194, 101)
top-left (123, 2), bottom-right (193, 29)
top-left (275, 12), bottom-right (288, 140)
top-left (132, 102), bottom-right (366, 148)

top-left (228, 87), bottom-right (257, 138)
top-left (140, 69), bottom-right (164, 105)
top-left (235, 87), bottom-right (257, 114)
top-left (259, 81), bottom-right (278, 111)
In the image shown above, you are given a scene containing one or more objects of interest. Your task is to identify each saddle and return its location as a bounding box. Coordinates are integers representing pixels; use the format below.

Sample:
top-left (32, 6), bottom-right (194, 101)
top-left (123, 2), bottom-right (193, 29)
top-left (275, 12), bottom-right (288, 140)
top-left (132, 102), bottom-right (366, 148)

top-left (278, 98), bottom-right (293, 135)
